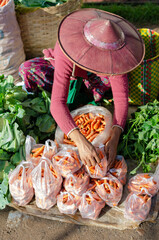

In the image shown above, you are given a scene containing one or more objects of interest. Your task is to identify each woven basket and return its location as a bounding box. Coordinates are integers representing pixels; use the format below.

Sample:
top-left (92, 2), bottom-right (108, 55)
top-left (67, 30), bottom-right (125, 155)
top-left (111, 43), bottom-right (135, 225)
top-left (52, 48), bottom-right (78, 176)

top-left (15, 0), bottom-right (81, 59)
top-left (128, 28), bottom-right (159, 105)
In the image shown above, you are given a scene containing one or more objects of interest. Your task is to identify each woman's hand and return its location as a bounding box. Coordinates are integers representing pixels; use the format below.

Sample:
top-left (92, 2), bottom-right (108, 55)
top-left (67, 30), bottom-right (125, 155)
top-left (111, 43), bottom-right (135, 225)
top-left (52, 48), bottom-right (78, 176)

top-left (69, 129), bottom-right (101, 167)
top-left (105, 126), bottom-right (122, 170)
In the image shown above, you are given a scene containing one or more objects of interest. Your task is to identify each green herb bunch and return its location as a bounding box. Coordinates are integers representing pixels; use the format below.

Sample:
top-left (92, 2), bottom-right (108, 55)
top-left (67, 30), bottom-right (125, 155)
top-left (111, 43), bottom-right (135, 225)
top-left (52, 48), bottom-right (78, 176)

top-left (118, 100), bottom-right (159, 174)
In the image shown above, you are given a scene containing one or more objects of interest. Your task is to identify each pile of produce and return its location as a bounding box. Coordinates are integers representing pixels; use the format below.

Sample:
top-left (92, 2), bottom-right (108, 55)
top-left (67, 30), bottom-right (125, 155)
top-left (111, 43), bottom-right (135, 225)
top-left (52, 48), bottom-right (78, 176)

top-left (118, 100), bottom-right (159, 174)
top-left (14, 0), bottom-right (67, 8)
top-left (124, 172), bottom-right (159, 222)
top-left (0, 0), bottom-right (9, 6)
top-left (63, 112), bottom-right (106, 146)
top-left (0, 75), bottom-right (56, 209)
top-left (8, 136), bottom-right (128, 220)
top-left (55, 104), bottom-right (112, 148)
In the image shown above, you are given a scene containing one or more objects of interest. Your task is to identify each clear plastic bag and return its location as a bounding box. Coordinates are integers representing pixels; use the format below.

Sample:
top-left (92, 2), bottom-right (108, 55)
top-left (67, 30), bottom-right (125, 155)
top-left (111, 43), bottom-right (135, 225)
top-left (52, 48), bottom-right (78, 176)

top-left (64, 166), bottom-right (90, 196)
top-left (85, 145), bottom-right (107, 179)
top-left (124, 192), bottom-right (152, 222)
top-left (9, 161), bottom-right (34, 206)
top-left (95, 173), bottom-right (123, 207)
top-left (55, 105), bottom-right (112, 148)
top-left (57, 190), bottom-right (81, 215)
top-left (128, 173), bottom-right (158, 197)
top-left (25, 136), bottom-right (58, 166)
top-left (52, 147), bottom-right (82, 177)
top-left (78, 190), bottom-right (105, 220)
top-left (43, 139), bottom-right (58, 160)
top-left (109, 155), bottom-right (127, 185)
top-left (25, 135), bottom-right (45, 166)
top-left (31, 159), bottom-right (62, 210)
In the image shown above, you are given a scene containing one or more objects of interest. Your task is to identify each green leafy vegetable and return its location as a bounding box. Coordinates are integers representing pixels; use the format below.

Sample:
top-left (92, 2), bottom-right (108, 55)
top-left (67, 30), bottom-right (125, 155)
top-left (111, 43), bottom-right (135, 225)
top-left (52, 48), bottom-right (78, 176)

top-left (118, 100), bottom-right (159, 174)
top-left (0, 174), bottom-right (12, 209)
top-left (0, 75), bottom-right (56, 209)
top-left (14, 0), bottom-right (67, 9)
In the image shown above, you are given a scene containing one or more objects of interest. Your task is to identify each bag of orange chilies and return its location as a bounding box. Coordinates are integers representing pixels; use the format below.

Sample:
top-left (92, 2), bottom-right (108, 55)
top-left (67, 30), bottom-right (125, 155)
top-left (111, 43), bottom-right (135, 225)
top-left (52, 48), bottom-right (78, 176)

top-left (52, 147), bottom-right (82, 178)
top-left (57, 190), bottom-right (81, 215)
top-left (26, 136), bottom-right (58, 167)
top-left (31, 159), bottom-right (62, 210)
top-left (43, 139), bottom-right (58, 160)
top-left (64, 166), bottom-right (90, 196)
top-left (109, 155), bottom-right (127, 185)
top-left (124, 192), bottom-right (152, 222)
top-left (95, 172), bottom-right (123, 207)
top-left (78, 190), bottom-right (105, 220)
top-left (9, 161), bottom-right (34, 206)
top-left (128, 173), bottom-right (158, 197)
top-left (85, 145), bottom-right (107, 179)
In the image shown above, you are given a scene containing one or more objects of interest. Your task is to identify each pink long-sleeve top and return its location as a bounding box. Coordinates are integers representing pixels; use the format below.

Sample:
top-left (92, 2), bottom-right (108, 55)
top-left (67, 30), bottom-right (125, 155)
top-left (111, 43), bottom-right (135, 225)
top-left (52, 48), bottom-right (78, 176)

top-left (50, 41), bottom-right (129, 136)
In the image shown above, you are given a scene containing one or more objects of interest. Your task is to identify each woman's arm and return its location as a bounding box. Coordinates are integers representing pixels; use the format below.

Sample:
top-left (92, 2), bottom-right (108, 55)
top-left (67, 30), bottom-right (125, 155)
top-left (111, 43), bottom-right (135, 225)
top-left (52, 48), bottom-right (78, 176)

top-left (50, 42), bottom-right (100, 166)
top-left (109, 74), bottom-right (129, 130)
top-left (105, 74), bottom-right (128, 169)
top-left (50, 42), bottom-right (77, 134)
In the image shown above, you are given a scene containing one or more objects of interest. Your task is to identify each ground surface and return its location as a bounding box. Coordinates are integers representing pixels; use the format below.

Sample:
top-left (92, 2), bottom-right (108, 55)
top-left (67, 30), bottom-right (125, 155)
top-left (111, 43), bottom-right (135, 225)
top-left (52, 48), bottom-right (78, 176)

top-left (0, 206), bottom-right (158, 240)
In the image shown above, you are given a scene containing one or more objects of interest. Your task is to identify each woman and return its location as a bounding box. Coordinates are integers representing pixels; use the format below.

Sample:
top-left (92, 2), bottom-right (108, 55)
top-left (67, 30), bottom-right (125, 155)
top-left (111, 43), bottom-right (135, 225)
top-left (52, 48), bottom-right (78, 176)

top-left (19, 9), bottom-right (145, 169)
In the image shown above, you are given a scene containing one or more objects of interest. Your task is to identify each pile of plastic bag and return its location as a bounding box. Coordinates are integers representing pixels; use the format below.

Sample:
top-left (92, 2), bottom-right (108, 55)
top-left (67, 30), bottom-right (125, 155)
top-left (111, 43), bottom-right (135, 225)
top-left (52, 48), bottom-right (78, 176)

top-left (8, 134), bottom-right (128, 219)
top-left (124, 172), bottom-right (159, 222)
top-left (8, 105), bottom-right (158, 221)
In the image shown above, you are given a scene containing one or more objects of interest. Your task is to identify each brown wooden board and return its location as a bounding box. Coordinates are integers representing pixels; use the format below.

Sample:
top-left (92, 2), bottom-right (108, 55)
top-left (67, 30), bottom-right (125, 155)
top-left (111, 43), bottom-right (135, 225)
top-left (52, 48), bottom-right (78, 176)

top-left (9, 159), bottom-right (159, 230)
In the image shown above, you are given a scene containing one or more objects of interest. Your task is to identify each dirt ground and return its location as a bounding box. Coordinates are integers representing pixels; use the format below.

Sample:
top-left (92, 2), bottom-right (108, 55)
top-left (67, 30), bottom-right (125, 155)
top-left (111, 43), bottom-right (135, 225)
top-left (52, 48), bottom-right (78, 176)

top-left (0, 206), bottom-right (158, 240)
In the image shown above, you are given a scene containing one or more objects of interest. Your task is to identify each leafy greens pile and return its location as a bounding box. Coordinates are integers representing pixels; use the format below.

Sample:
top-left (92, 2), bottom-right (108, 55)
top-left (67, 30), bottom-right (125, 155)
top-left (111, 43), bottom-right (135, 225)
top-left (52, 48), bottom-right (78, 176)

top-left (0, 74), bottom-right (56, 209)
top-left (118, 100), bottom-right (159, 174)
top-left (14, 0), bottom-right (67, 8)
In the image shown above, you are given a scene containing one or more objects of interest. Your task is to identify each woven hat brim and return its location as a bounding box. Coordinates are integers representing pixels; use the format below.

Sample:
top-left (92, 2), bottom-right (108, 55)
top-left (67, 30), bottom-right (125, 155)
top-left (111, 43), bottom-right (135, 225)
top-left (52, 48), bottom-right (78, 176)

top-left (58, 9), bottom-right (145, 75)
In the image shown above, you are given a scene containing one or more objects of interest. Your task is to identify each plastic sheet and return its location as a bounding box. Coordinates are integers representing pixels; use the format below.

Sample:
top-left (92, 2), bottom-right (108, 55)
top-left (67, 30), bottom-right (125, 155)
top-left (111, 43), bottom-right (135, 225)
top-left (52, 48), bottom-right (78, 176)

top-left (109, 155), bottom-right (127, 185)
top-left (95, 173), bottom-right (123, 207)
top-left (52, 147), bottom-right (82, 177)
top-left (78, 190), bottom-right (105, 220)
top-left (57, 191), bottom-right (81, 215)
top-left (64, 166), bottom-right (90, 196)
top-left (9, 161), bottom-right (34, 206)
top-left (85, 145), bottom-right (108, 179)
top-left (55, 105), bottom-right (112, 148)
top-left (128, 173), bottom-right (158, 197)
top-left (124, 192), bottom-right (152, 222)
top-left (31, 159), bottom-right (62, 210)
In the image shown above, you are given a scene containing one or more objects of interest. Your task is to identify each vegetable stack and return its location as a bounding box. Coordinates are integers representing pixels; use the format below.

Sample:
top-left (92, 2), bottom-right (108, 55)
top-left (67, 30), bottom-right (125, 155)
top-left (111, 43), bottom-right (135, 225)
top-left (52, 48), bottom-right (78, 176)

top-left (95, 173), bottom-right (123, 207)
top-left (124, 171), bottom-right (159, 222)
top-left (9, 161), bottom-right (34, 206)
top-left (85, 145), bottom-right (108, 179)
top-left (63, 112), bottom-right (106, 146)
top-left (64, 166), bottom-right (90, 196)
top-left (52, 148), bottom-right (82, 177)
top-left (118, 100), bottom-right (159, 174)
top-left (57, 191), bottom-right (81, 215)
top-left (78, 190), bottom-right (105, 220)
top-left (31, 159), bottom-right (62, 210)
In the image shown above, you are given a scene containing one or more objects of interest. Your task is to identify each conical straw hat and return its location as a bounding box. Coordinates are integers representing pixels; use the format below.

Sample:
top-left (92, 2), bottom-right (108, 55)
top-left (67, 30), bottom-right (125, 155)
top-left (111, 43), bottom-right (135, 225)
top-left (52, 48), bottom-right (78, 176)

top-left (58, 8), bottom-right (145, 75)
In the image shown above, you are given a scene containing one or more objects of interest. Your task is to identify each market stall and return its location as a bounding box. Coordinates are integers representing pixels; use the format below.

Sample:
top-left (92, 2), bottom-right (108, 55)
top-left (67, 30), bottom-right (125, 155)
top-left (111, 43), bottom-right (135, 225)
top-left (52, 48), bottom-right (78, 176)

top-left (0, 0), bottom-right (159, 231)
